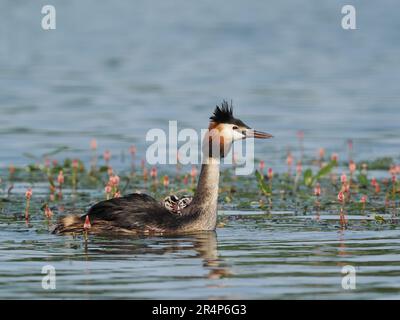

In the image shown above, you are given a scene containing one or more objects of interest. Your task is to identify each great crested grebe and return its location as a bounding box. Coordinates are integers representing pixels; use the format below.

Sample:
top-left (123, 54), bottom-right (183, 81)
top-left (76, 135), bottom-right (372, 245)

top-left (53, 101), bottom-right (272, 235)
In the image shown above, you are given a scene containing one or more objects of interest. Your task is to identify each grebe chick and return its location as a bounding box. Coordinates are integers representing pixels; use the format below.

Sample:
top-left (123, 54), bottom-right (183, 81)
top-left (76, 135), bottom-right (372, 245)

top-left (163, 195), bottom-right (193, 215)
top-left (53, 101), bottom-right (272, 235)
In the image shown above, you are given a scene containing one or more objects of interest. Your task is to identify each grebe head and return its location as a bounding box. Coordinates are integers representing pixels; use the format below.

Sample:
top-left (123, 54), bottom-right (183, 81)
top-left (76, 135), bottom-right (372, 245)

top-left (205, 100), bottom-right (273, 158)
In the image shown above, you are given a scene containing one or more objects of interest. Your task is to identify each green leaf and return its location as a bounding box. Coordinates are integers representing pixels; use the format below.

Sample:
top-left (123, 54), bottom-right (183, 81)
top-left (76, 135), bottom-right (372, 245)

top-left (374, 215), bottom-right (386, 224)
top-left (255, 170), bottom-right (271, 196)
top-left (26, 164), bottom-right (40, 172)
top-left (357, 174), bottom-right (368, 187)
top-left (362, 157), bottom-right (393, 170)
top-left (314, 161), bottom-right (336, 181)
top-left (47, 176), bottom-right (55, 188)
top-left (98, 166), bottom-right (110, 173)
top-left (303, 169), bottom-right (313, 187)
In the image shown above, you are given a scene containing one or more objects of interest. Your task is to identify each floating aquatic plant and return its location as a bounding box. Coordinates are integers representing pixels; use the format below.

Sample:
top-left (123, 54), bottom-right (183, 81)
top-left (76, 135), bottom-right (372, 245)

top-left (0, 134), bottom-right (398, 232)
top-left (303, 159), bottom-right (337, 187)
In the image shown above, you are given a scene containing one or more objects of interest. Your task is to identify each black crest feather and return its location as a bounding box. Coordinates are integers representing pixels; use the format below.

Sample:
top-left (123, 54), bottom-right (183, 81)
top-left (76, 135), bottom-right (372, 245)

top-left (210, 100), bottom-right (234, 123)
top-left (209, 100), bottom-right (250, 128)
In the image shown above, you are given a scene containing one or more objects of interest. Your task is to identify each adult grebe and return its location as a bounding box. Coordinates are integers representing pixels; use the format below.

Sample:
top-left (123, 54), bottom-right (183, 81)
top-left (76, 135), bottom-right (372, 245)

top-left (53, 101), bottom-right (272, 235)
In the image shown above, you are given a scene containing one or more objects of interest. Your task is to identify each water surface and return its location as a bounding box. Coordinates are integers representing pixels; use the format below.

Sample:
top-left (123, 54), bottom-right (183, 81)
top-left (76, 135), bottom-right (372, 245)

top-left (1, 211), bottom-right (399, 299)
top-left (0, 0), bottom-right (399, 167)
top-left (0, 1), bottom-right (399, 299)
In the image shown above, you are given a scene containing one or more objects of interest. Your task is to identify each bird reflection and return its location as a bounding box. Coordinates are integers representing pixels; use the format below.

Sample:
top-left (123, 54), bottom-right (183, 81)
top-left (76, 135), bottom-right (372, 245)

top-left (76, 231), bottom-right (231, 280)
top-left (191, 231), bottom-right (232, 279)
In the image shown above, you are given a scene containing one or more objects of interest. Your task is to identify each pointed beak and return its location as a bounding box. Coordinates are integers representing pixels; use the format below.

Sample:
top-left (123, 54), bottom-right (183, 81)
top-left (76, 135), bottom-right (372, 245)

top-left (246, 129), bottom-right (273, 139)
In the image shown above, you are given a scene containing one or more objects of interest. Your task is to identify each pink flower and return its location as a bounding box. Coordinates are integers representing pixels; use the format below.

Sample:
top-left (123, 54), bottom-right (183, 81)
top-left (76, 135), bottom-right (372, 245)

top-left (331, 153), bottom-right (338, 162)
top-left (259, 160), bottom-right (265, 171)
top-left (83, 216), bottom-right (91, 230)
top-left (72, 159), bottom-right (79, 169)
top-left (44, 206), bottom-right (53, 219)
top-left (25, 188), bottom-right (32, 221)
top-left (360, 195), bottom-right (367, 204)
top-left (318, 148), bottom-right (325, 159)
top-left (57, 171), bottom-right (64, 185)
top-left (349, 161), bottom-right (356, 173)
top-left (150, 167), bottom-right (158, 178)
top-left (314, 183), bottom-right (321, 197)
top-left (389, 165), bottom-right (396, 176)
top-left (25, 188), bottom-right (32, 200)
top-left (113, 191), bottom-right (121, 198)
top-left (9, 164), bottom-right (15, 175)
top-left (143, 167), bottom-right (148, 180)
top-left (371, 177), bottom-right (377, 187)
top-left (268, 168), bottom-right (273, 180)
top-left (340, 173), bottom-right (347, 184)
top-left (90, 139), bottom-right (97, 150)
top-left (163, 176), bottom-right (169, 187)
top-left (338, 191), bottom-right (344, 203)
top-left (183, 175), bottom-right (189, 185)
top-left (109, 175), bottom-right (120, 186)
top-left (105, 185), bottom-right (112, 194)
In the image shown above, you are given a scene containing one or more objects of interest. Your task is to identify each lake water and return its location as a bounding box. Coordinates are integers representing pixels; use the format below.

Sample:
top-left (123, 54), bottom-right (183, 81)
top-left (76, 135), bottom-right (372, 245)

top-left (1, 0), bottom-right (399, 167)
top-left (1, 211), bottom-right (399, 299)
top-left (0, 1), bottom-right (399, 299)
